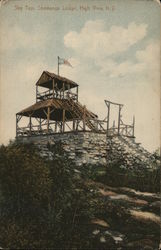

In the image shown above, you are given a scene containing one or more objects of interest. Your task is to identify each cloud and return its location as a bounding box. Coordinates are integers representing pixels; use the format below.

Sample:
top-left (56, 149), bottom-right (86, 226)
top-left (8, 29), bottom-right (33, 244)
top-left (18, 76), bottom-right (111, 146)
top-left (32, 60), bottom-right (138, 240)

top-left (0, 58), bottom-right (49, 145)
top-left (93, 40), bottom-right (160, 80)
top-left (64, 19), bottom-right (156, 80)
top-left (136, 41), bottom-right (160, 78)
top-left (98, 59), bottom-right (144, 78)
top-left (62, 23), bottom-right (160, 152)
top-left (64, 20), bottom-right (159, 82)
top-left (1, 22), bottom-right (47, 53)
top-left (64, 20), bottom-right (147, 59)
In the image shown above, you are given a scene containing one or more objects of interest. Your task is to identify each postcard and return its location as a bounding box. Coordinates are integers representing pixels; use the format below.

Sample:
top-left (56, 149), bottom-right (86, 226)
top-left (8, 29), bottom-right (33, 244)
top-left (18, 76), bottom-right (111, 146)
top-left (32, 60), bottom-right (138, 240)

top-left (0, 0), bottom-right (160, 249)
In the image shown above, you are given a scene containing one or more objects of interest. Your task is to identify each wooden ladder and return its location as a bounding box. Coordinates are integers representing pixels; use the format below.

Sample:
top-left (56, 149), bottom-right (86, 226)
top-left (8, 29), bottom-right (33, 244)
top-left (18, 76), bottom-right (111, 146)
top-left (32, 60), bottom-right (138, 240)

top-left (65, 99), bottom-right (98, 131)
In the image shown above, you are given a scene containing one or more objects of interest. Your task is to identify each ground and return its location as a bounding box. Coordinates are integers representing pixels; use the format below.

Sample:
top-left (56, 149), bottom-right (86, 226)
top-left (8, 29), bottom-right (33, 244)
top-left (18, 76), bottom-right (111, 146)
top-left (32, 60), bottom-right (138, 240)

top-left (73, 175), bottom-right (160, 250)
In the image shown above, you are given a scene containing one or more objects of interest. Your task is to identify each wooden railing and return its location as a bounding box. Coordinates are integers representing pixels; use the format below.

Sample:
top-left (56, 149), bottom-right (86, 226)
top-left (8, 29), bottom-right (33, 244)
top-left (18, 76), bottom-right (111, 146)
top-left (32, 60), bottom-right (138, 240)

top-left (36, 90), bottom-right (78, 102)
top-left (108, 124), bottom-right (134, 137)
top-left (16, 118), bottom-right (134, 137)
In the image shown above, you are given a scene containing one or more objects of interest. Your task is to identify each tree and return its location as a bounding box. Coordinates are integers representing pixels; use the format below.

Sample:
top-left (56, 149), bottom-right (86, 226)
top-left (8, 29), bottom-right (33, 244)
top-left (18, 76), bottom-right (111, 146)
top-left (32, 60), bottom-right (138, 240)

top-left (0, 142), bottom-right (52, 248)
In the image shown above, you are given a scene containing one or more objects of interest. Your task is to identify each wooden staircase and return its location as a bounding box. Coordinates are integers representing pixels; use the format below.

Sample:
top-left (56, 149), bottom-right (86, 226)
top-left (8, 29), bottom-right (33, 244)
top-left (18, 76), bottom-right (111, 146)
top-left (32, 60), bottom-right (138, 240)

top-left (64, 99), bottom-right (98, 131)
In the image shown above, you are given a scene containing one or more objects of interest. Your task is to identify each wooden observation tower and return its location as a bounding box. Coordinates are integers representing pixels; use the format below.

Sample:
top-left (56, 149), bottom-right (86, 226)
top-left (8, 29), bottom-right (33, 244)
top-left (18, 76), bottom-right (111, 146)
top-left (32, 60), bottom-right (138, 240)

top-left (16, 71), bottom-right (135, 138)
top-left (16, 71), bottom-right (105, 137)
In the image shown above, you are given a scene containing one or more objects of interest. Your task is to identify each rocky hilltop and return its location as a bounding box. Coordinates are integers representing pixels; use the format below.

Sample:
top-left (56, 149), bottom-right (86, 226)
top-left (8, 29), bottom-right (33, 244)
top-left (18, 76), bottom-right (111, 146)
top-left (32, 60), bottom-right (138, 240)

top-left (0, 141), bottom-right (159, 249)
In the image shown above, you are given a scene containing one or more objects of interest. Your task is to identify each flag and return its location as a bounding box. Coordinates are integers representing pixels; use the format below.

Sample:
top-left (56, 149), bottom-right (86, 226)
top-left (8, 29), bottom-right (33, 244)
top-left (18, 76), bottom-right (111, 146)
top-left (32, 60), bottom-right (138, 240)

top-left (59, 57), bottom-right (73, 67)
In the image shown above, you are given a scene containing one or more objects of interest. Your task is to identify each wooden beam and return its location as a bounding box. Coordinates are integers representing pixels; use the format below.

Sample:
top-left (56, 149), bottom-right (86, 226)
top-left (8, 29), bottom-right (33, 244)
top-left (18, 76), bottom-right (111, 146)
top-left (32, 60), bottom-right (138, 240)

top-left (83, 106), bottom-right (86, 130)
top-left (62, 109), bottom-right (65, 132)
top-left (39, 118), bottom-right (42, 131)
top-left (47, 106), bottom-right (50, 133)
top-left (36, 86), bottom-right (38, 102)
top-left (78, 121), bottom-right (83, 130)
top-left (60, 122), bottom-right (63, 132)
top-left (106, 103), bottom-right (110, 136)
top-left (76, 120), bottom-right (79, 131)
top-left (17, 115), bottom-right (22, 123)
top-left (52, 79), bottom-right (55, 98)
top-left (63, 82), bottom-right (65, 99)
top-left (29, 115), bottom-right (32, 135)
top-left (55, 83), bottom-right (58, 98)
top-left (105, 100), bottom-right (123, 107)
top-left (50, 108), bottom-right (55, 115)
top-left (118, 105), bottom-right (122, 135)
top-left (67, 84), bottom-right (70, 99)
top-left (55, 121), bottom-right (57, 132)
top-left (73, 120), bottom-right (75, 130)
top-left (43, 109), bottom-right (48, 117)
top-left (65, 122), bottom-right (72, 131)
top-left (76, 86), bottom-right (78, 101)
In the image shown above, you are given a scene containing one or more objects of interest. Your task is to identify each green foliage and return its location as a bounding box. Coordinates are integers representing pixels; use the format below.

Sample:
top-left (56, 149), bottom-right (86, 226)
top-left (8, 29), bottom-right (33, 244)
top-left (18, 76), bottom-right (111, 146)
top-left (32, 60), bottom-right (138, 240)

top-left (0, 142), bottom-right (53, 248)
top-left (0, 143), bottom-right (51, 213)
top-left (0, 141), bottom-right (160, 248)
top-left (95, 159), bottom-right (160, 193)
top-left (0, 142), bottom-right (95, 248)
top-left (79, 163), bottom-right (107, 181)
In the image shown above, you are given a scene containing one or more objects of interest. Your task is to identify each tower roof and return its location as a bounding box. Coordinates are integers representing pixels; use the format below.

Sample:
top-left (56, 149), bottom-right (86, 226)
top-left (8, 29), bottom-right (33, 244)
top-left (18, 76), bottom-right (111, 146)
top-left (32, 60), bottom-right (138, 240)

top-left (17, 98), bottom-right (97, 122)
top-left (36, 71), bottom-right (78, 90)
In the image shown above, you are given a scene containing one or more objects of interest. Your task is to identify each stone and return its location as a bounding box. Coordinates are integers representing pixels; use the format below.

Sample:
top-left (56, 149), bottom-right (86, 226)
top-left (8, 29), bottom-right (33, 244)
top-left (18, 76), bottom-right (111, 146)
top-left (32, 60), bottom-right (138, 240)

top-left (17, 131), bottom-right (154, 168)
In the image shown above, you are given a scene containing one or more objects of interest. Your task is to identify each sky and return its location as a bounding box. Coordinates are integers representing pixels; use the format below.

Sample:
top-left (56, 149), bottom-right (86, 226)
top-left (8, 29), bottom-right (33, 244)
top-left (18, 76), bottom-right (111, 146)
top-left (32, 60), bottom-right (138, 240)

top-left (0, 0), bottom-right (160, 152)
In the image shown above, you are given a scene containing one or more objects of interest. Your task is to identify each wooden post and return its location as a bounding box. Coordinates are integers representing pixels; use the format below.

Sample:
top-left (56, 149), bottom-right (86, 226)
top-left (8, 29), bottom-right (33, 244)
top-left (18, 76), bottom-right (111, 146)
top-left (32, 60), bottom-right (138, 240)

top-left (73, 120), bottom-right (75, 130)
top-left (60, 122), bottom-right (63, 132)
top-left (52, 79), bottom-right (55, 98)
top-left (67, 84), bottom-right (70, 99)
top-left (83, 106), bottom-right (86, 130)
top-left (76, 86), bottom-right (78, 101)
top-left (55, 122), bottom-right (57, 133)
top-left (76, 120), bottom-right (78, 131)
top-left (62, 109), bottom-right (65, 132)
top-left (39, 118), bottom-right (42, 132)
top-left (36, 86), bottom-right (38, 102)
top-left (113, 120), bottom-right (115, 133)
top-left (29, 115), bottom-right (32, 135)
top-left (63, 82), bottom-right (65, 99)
top-left (57, 56), bottom-right (59, 75)
top-left (107, 103), bottom-right (110, 136)
top-left (55, 83), bottom-right (57, 98)
top-left (118, 105), bottom-right (122, 135)
top-left (47, 106), bottom-right (50, 133)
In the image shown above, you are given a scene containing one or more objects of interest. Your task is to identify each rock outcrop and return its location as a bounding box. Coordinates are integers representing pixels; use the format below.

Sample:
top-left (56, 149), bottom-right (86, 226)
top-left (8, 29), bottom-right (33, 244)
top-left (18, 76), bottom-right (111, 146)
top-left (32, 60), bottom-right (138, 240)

top-left (17, 131), bottom-right (156, 169)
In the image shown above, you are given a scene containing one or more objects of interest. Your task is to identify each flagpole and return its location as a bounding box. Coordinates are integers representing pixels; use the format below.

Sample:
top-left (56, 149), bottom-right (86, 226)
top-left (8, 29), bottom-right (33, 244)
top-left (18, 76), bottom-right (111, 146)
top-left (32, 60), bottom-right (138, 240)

top-left (57, 56), bottom-right (59, 75)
